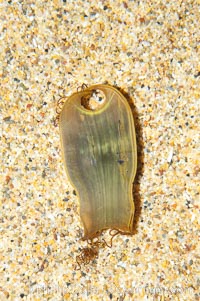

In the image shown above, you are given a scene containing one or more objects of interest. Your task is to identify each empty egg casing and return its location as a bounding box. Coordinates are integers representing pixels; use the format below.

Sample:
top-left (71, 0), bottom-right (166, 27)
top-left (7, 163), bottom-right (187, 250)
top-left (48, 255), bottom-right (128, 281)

top-left (59, 84), bottom-right (137, 240)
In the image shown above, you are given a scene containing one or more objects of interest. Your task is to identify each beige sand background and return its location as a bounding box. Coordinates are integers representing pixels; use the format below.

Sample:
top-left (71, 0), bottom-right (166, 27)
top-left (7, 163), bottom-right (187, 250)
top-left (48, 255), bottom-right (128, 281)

top-left (1, 0), bottom-right (199, 300)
